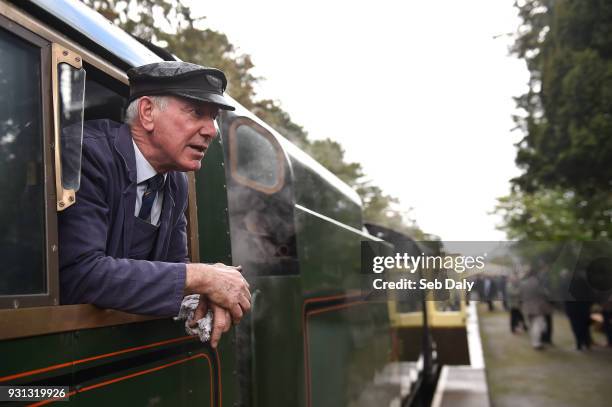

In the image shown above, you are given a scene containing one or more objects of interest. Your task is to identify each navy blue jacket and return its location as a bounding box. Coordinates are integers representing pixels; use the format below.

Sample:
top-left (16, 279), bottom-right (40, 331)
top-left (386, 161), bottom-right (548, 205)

top-left (58, 120), bottom-right (188, 316)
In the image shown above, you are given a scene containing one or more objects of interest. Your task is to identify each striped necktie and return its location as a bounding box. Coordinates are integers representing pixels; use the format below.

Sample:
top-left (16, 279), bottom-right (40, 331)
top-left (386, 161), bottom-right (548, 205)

top-left (138, 174), bottom-right (165, 222)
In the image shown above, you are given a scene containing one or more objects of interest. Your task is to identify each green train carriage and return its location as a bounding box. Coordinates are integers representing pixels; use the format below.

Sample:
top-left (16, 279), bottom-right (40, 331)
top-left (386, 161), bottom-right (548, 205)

top-left (0, 0), bottom-right (451, 405)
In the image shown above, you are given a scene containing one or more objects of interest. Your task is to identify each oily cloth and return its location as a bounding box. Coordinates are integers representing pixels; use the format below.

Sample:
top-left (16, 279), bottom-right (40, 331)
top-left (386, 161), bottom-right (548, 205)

top-left (174, 294), bottom-right (213, 342)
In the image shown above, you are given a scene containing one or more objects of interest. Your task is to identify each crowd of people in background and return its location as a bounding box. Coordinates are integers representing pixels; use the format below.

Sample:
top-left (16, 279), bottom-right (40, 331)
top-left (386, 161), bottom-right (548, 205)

top-left (472, 270), bottom-right (612, 351)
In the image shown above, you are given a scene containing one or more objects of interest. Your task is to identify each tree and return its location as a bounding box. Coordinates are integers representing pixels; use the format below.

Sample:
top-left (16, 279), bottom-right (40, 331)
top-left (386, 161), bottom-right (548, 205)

top-left (494, 188), bottom-right (610, 240)
top-left (304, 138), bottom-right (425, 237)
top-left (306, 139), bottom-right (363, 184)
top-left (512, 0), bottom-right (612, 195)
top-left (251, 99), bottom-right (310, 149)
top-left (81, 0), bottom-right (258, 108)
top-left (496, 0), bottom-right (612, 239)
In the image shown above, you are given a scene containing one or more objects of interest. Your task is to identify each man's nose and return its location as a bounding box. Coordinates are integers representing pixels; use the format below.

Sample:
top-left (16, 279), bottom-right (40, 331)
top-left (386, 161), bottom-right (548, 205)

top-left (199, 118), bottom-right (217, 142)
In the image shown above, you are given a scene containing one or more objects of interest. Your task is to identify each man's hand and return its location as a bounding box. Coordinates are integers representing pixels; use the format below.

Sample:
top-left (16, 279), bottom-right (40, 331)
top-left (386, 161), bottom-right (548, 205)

top-left (185, 263), bottom-right (251, 323)
top-left (190, 296), bottom-right (231, 349)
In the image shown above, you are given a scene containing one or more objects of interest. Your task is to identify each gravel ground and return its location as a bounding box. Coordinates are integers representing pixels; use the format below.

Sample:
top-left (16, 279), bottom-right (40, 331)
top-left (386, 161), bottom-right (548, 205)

top-left (478, 304), bottom-right (612, 407)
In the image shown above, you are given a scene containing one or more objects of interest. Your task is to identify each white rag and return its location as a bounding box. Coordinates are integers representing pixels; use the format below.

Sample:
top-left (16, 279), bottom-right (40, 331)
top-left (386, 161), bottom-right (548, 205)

top-left (174, 294), bottom-right (213, 343)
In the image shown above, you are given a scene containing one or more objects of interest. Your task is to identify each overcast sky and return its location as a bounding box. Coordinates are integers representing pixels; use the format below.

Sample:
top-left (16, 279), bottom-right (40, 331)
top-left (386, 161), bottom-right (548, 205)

top-left (189, 0), bottom-right (530, 241)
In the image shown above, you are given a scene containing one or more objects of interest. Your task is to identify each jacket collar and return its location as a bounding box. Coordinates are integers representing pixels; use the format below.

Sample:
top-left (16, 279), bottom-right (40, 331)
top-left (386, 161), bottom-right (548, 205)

top-left (114, 123), bottom-right (137, 184)
top-left (113, 122), bottom-right (177, 207)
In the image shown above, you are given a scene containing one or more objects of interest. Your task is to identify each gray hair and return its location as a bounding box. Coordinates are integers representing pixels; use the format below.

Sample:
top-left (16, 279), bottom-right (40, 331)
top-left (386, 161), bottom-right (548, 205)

top-left (124, 96), bottom-right (170, 124)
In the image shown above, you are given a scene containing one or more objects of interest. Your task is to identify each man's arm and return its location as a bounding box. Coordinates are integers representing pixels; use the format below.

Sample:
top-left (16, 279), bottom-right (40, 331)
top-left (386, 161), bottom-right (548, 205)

top-left (59, 144), bottom-right (186, 316)
top-left (185, 263), bottom-right (251, 321)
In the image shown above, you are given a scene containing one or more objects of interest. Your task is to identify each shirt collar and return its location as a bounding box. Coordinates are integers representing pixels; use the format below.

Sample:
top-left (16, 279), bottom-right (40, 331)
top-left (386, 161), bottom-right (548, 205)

top-left (132, 139), bottom-right (166, 184)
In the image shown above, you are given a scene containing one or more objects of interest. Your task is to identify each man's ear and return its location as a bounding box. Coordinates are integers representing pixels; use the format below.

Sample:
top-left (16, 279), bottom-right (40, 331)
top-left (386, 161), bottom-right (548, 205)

top-left (138, 97), bottom-right (155, 132)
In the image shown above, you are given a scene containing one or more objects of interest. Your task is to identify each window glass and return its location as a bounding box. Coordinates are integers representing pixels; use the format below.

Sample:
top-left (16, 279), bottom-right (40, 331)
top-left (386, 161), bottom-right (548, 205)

top-left (396, 292), bottom-right (423, 313)
top-left (84, 74), bottom-right (126, 123)
top-left (234, 124), bottom-right (279, 189)
top-left (434, 293), bottom-right (462, 312)
top-left (0, 27), bottom-right (46, 295)
top-left (58, 63), bottom-right (85, 192)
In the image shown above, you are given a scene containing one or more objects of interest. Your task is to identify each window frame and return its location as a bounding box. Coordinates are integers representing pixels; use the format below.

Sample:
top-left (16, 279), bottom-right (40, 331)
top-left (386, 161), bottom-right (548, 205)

top-left (228, 116), bottom-right (286, 195)
top-left (52, 42), bottom-right (85, 212)
top-left (0, 13), bottom-right (57, 309)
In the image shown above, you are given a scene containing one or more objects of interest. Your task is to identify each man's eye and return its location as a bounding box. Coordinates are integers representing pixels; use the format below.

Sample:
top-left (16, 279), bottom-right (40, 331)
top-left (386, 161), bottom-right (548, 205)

top-left (198, 110), bottom-right (218, 120)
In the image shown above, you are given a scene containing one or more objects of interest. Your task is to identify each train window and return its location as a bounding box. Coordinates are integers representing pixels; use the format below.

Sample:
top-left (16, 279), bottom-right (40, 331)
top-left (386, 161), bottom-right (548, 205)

top-left (0, 26), bottom-right (46, 296)
top-left (396, 293), bottom-right (424, 313)
top-left (83, 67), bottom-right (127, 123)
top-left (228, 117), bottom-right (285, 194)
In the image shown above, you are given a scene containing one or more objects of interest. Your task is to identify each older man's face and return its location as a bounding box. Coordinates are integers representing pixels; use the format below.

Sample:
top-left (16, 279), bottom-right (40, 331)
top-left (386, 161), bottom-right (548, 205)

top-left (151, 96), bottom-right (219, 172)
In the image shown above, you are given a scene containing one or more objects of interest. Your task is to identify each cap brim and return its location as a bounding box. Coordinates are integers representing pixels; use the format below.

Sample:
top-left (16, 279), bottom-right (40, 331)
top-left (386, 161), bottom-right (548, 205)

top-left (172, 91), bottom-right (236, 111)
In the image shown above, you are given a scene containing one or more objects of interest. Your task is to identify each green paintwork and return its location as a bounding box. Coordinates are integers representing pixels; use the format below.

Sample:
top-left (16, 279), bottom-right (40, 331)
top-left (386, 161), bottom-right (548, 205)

top-left (195, 134), bottom-right (238, 406)
top-left (295, 208), bottom-right (364, 293)
top-left (218, 108), bottom-right (402, 406)
top-left (247, 277), bottom-right (305, 407)
top-left (289, 151), bottom-right (362, 230)
top-left (74, 358), bottom-right (213, 406)
top-left (0, 333), bottom-right (74, 380)
top-left (70, 320), bottom-right (213, 406)
top-left (307, 302), bottom-right (394, 407)
top-left (0, 319), bottom-right (218, 405)
top-left (296, 208), bottom-right (397, 406)
top-left (196, 136), bottom-right (233, 266)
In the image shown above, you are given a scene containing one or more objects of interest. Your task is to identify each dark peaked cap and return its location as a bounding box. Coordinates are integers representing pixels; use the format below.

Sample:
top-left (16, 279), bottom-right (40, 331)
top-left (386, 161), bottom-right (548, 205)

top-left (127, 61), bottom-right (235, 111)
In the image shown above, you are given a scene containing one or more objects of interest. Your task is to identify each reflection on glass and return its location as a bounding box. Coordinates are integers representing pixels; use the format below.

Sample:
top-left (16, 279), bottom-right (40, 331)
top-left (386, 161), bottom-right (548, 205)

top-left (0, 27), bottom-right (45, 295)
top-left (235, 124), bottom-right (278, 189)
top-left (396, 291), bottom-right (423, 313)
top-left (290, 159), bottom-right (362, 229)
top-left (58, 63), bottom-right (85, 191)
top-left (434, 290), bottom-right (463, 312)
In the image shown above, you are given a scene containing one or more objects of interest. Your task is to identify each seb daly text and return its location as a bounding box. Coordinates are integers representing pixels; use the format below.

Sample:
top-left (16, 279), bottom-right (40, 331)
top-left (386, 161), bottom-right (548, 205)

top-left (372, 278), bottom-right (474, 291)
